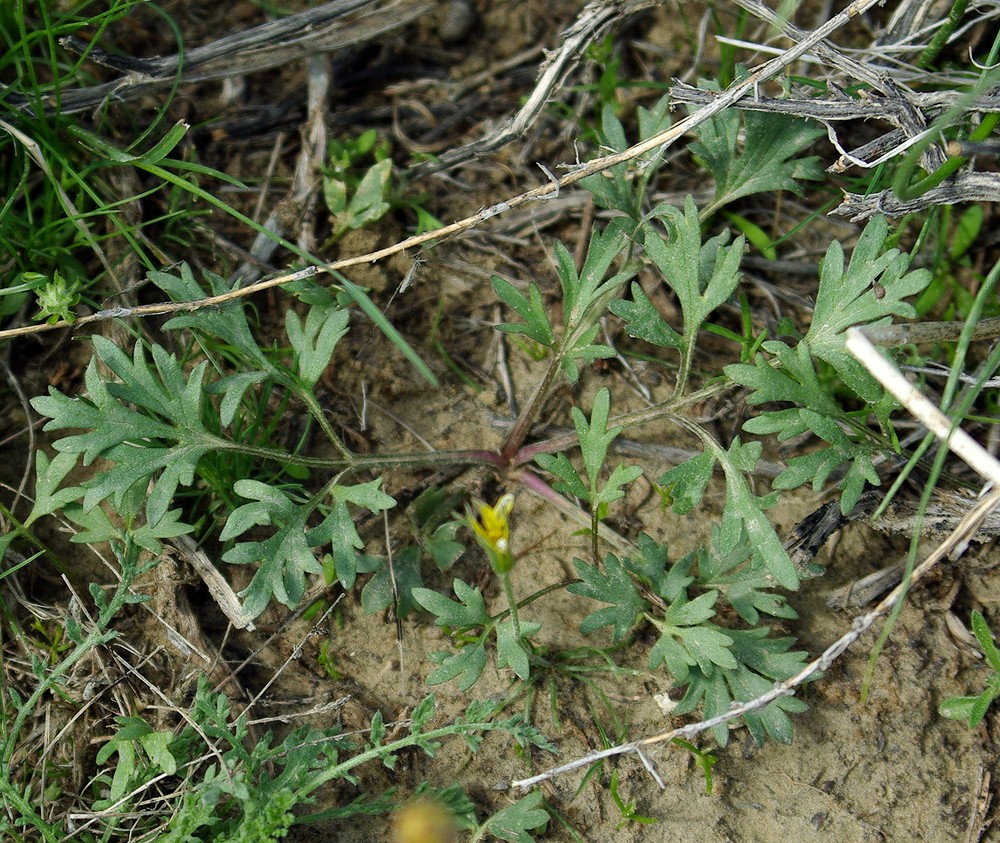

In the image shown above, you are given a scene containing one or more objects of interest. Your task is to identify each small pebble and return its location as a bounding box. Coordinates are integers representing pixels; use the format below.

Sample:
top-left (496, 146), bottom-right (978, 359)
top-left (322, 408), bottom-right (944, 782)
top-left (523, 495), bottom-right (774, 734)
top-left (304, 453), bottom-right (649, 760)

top-left (440, 0), bottom-right (477, 44)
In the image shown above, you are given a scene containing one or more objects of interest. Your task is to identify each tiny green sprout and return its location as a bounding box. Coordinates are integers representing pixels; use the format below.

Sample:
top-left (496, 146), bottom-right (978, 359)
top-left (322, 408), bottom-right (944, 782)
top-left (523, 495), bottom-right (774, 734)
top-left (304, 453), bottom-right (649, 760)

top-left (672, 738), bottom-right (718, 794)
top-left (938, 610), bottom-right (1000, 729)
top-left (609, 769), bottom-right (656, 828)
top-left (465, 493), bottom-right (516, 575)
top-left (33, 271), bottom-right (81, 325)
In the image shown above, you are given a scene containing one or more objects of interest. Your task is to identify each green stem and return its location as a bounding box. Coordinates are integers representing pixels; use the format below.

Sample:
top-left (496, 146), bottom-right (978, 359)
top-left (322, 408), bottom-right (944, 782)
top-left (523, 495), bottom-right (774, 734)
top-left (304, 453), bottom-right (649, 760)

top-left (590, 506), bottom-right (600, 564)
top-left (499, 569), bottom-right (522, 642)
top-left (297, 388), bottom-right (354, 462)
top-left (219, 438), bottom-right (498, 473)
top-left (676, 339), bottom-right (696, 399)
top-left (918, 0), bottom-right (968, 68)
top-left (296, 720), bottom-right (504, 805)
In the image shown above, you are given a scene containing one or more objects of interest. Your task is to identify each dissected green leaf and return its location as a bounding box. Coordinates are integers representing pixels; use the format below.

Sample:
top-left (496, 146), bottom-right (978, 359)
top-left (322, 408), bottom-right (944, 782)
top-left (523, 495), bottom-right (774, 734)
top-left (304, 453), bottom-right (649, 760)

top-left (221, 480), bottom-right (325, 618)
top-left (424, 643), bottom-right (488, 691)
top-left (333, 478), bottom-right (396, 513)
top-left (496, 619), bottom-right (540, 680)
top-left (413, 579), bottom-right (490, 628)
top-left (714, 437), bottom-right (797, 590)
top-left (617, 196), bottom-right (743, 389)
top-left (129, 508), bottom-right (193, 554)
top-left (689, 92), bottom-right (824, 216)
top-left (482, 791), bottom-right (549, 843)
top-left (608, 281), bottom-right (683, 350)
top-left (673, 629), bottom-right (810, 747)
top-left (559, 327), bottom-right (616, 383)
top-left (285, 303), bottom-right (350, 387)
top-left (359, 551), bottom-right (417, 617)
top-left (557, 221), bottom-right (636, 382)
top-left (725, 217), bottom-right (930, 512)
top-left (31, 342), bottom-right (225, 530)
top-left (151, 263), bottom-right (270, 369)
top-left (492, 276), bottom-right (555, 347)
top-left (560, 221), bottom-right (632, 331)
top-left (204, 370), bottom-right (270, 428)
top-left (579, 94), bottom-right (671, 228)
top-left (622, 533), bottom-right (693, 603)
top-left (536, 388), bottom-right (641, 511)
top-left (669, 430), bottom-right (797, 590)
top-left (576, 387), bottom-right (619, 490)
top-left (647, 197), bottom-right (744, 339)
top-left (697, 531), bottom-right (797, 624)
top-left (659, 451), bottom-right (714, 515)
top-left (534, 452), bottom-right (589, 500)
top-left (220, 478), bottom-right (391, 618)
top-left (569, 553), bottom-right (648, 643)
top-left (322, 500), bottom-right (366, 590)
top-left (647, 617), bottom-right (735, 684)
top-left (595, 463), bottom-right (643, 507)
top-left (806, 215), bottom-right (933, 401)
top-left (27, 450), bottom-right (82, 527)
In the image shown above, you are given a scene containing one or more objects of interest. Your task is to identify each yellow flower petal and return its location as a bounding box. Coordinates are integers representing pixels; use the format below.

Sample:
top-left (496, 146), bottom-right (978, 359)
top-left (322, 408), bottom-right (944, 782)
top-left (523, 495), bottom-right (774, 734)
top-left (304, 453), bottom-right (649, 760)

top-left (468, 493), bottom-right (516, 573)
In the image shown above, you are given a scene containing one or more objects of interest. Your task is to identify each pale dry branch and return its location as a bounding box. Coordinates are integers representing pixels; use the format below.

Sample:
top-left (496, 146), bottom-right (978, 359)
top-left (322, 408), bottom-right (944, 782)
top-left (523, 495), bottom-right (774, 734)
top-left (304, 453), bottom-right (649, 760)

top-left (407, 0), bottom-right (661, 178)
top-left (4, 0), bottom-right (428, 116)
top-left (833, 172), bottom-right (1000, 220)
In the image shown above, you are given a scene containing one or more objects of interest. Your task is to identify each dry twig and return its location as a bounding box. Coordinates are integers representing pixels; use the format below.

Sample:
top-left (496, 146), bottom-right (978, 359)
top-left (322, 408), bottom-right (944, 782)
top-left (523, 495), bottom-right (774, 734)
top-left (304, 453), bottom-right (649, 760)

top-left (3, 0), bottom-right (428, 116)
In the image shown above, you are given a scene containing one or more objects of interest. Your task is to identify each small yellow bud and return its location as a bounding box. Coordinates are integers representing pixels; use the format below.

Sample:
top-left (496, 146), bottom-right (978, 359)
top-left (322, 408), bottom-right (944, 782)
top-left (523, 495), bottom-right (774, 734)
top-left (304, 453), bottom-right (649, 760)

top-left (392, 798), bottom-right (457, 843)
top-left (466, 493), bottom-right (516, 573)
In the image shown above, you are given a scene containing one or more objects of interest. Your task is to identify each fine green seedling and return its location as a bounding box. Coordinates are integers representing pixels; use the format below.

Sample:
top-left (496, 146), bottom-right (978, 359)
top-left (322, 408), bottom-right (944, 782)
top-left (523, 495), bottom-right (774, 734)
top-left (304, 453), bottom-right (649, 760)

top-left (609, 769), bottom-right (656, 829)
top-left (938, 611), bottom-right (1000, 729)
top-left (323, 129), bottom-right (443, 243)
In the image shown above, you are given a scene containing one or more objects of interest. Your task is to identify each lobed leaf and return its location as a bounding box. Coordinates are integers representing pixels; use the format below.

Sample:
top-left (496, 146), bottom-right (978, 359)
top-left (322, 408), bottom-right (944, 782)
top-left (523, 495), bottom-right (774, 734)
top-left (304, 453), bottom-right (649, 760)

top-left (806, 215), bottom-right (932, 401)
top-left (689, 95), bottom-right (824, 216)
top-left (659, 450), bottom-right (714, 515)
top-left (413, 579), bottom-right (490, 628)
top-left (285, 303), bottom-right (350, 387)
top-left (608, 281), bottom-right (683, 350)
top-left (424, 643), bottom-right (488, 691)
top-left (492, 276), bottom-right (555, 347)
top-left (622, 533), bottom-right (693, 604)
top-left (151, 263), bottom-right (270, 369)
top-left (569, 553), bottom-right (648, 643)
top-left (673, 628), bottom-right (810, 747)
top-left (482, 791), bottom-right (549, 843)
top-left (496, 619), bottom-right (541, 680)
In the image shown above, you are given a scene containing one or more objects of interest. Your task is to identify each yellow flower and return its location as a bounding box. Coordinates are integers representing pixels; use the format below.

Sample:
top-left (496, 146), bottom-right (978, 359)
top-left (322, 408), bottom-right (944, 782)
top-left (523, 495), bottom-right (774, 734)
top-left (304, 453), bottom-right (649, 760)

top-left (392, 798), bottom-right (456, 843)
top-left (467, 492), bottom-right (515, 574)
